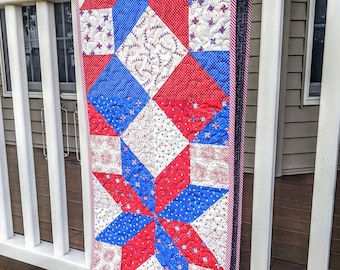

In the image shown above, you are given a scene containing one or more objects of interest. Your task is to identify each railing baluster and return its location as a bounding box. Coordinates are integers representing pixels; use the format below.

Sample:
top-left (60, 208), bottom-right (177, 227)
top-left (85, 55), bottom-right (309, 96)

top-left (36, 1), bottom-right (70, 256)
top-left (307, 1), bottom-right (340, 269)
top-left (71, 0), bottom-right (92, 263)
top-left (0, 90), bottom-right (13, 240)
top-left (250, 0), bottom-right (285, 269)
top-left (5, 4), bottom-right (40, 247)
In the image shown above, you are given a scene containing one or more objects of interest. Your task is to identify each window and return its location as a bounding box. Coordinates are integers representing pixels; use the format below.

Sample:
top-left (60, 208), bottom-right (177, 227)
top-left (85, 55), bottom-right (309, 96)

top-left (0, 2), bottom-right (75, 98)
top-left (303, 0), bottom-right (327, 105)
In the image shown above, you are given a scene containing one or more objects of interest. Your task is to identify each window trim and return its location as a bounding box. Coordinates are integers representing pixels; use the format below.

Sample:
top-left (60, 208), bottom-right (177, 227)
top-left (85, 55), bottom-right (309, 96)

top-left (0, 2), bottom-right (77, 101)
top-left (303, 0), bottom-right (322, 105)
top-left (0, 14), bottom-right (9, 98)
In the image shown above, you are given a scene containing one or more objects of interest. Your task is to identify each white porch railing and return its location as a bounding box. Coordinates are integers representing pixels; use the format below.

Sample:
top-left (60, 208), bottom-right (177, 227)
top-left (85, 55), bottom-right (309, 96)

top-left (0, 1), bottom-right (91, 269)
top-left (0, 0), bottom-right (339, 270)
top-left (250, 0), bottom-right (284, 269)
top-left (251, 0), bottom-right (340, 270)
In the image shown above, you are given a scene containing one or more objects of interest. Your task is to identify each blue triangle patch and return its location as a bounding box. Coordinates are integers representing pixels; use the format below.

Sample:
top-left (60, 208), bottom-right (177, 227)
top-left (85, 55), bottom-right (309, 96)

top-left (191, 104), bottom-right (230, 146)
top-left (87, 55), bottom-right (149, 100)
top-left (112, 0), bottom-right (148, 51)
top-left (87, 56), bottom-right (149, 134)
top-left (191, 51), bottom-right (230, 96)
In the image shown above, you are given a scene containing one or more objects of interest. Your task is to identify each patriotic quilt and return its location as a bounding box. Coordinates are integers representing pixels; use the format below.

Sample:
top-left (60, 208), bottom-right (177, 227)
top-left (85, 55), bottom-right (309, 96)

top-left (76, 0), bottom-right (251, 269)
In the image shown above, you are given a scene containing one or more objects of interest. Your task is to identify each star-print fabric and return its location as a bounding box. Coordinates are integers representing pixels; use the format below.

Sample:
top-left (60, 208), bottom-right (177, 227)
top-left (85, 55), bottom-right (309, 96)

top-left (76, 0), bottom-right (251, 269)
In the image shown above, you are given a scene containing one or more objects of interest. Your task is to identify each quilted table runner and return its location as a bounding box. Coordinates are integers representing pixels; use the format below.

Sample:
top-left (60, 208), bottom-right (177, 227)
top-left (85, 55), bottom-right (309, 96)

top-left (76, 0), bottom-right (251, 269)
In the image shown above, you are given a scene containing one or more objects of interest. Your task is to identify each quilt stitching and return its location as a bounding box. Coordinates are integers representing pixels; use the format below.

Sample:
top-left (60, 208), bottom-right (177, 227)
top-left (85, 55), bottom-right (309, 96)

top-left (77, 0), bottom-right (250, 269)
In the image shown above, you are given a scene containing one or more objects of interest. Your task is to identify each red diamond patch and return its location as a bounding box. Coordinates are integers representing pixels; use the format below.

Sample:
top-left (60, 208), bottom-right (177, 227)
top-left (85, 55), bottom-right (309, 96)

top-left (94, 172), bottom-right (153, 217)
top-left (122, 221), bottom-right (155, 269)
top-left (155, 146), bottom-right (190, 213)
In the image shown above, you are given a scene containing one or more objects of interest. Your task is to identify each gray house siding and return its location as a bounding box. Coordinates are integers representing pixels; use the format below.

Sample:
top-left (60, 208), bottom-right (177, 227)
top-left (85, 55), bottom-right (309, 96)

top-left (244, 0), bottom-right (261, 172)
top-left (1, 96), bottom-right (79, 154)
top-left (244, 0), bottom-right (327, 176)
top-left (280, 0), bottom-right (321, 175)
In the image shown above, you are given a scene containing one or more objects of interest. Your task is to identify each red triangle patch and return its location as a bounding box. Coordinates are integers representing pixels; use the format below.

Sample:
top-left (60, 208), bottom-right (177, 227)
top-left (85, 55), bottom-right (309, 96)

top-left (87, 101), bottom-right (118, 136)
top-left (155, 146), bottom-right (190, 214)
top-left (94, 172), bottom-right (153, 217)
top-left (155, 99), bottom-right (225, 141)
top-left (83, 55), bottom-right (113, 93)
top-left (154, 54), bottom-right (228, 100)
top-left (149, 0), bottom-right (189, 48)
top-left (80, 0), bottom-right (117, 10)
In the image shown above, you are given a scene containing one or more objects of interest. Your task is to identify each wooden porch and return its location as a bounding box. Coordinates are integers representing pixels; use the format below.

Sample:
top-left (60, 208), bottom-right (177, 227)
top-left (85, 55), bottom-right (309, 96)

top-left (1, 145), bottom-right (340, 270)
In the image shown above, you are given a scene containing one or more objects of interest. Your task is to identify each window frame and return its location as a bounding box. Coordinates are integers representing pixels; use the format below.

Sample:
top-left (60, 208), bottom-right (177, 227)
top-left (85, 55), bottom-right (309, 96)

top-left (0, 2), bottom-right (77, 100)
top-left (303, 0), bottom-right (326, 105)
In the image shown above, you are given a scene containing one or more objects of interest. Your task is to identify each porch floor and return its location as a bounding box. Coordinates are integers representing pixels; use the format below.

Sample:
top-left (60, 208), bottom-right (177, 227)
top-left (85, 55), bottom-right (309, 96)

top-left (1, 145), bottom-right (340, 269)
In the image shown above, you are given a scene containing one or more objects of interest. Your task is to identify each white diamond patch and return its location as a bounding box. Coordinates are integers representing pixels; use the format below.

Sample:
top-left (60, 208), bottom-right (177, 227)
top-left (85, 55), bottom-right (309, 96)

top-left (122, 100), bottom-right (189, 177)
top-left (190, 143), bottom-right (229, 189)
top-left (80, 8), bottom-right (114, 55)
top-left (116, 6), bottom-right (188, 98)
top-left (91, 135), bottom-right (122, 174)
top-left (93, 241), bottom-right (122, 270)
top-left (189, 0), bottom-right (231, 51)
